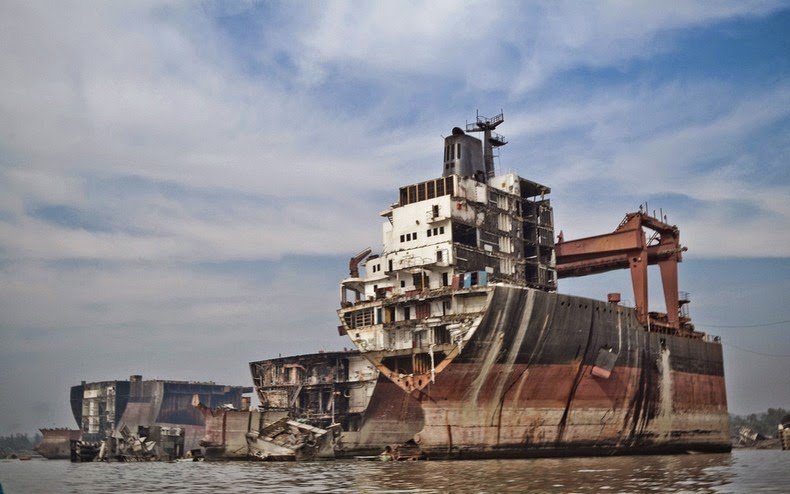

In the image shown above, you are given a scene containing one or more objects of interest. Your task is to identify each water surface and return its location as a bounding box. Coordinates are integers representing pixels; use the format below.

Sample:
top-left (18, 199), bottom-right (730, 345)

top-left (1, 450), bottom-right (787, 493)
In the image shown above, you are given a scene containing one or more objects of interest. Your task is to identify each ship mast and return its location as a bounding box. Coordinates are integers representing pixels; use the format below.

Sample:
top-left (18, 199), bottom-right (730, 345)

top-left (465, 110), bottom-right (507, 179)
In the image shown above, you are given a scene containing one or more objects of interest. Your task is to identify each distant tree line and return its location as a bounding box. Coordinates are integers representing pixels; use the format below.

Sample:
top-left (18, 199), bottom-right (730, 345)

top-left (729, 408), bottom-right (788, 437)
top-left (0, 433), bottom-right (41, 455)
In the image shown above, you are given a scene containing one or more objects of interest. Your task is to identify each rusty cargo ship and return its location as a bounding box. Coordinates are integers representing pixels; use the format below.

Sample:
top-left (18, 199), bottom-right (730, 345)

top-left (336, 112), bottom-right (730, 459)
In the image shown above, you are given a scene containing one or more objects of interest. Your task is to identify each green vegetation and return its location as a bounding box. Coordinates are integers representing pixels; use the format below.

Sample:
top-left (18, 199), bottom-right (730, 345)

top-left (730, 408), bottom-right (788, 437)
top-left (0, 433), bottom-right (41, 456)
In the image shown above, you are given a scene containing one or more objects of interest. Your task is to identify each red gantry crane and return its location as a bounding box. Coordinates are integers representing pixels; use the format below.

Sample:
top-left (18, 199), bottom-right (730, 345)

top-left (555, 211), bottom-right (690, 334)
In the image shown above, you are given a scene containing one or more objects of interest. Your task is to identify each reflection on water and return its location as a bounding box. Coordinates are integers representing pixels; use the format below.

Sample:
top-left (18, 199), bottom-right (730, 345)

top-left (1, 450), bottom-right (788, 493)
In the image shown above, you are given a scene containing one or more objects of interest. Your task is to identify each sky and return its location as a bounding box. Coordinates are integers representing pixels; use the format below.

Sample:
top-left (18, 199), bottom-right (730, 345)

top-left (0, 1), bottom-right (788, 435)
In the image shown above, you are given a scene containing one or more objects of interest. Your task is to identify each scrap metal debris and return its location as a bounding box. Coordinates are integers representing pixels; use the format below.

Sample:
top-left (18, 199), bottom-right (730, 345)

top-left (246, 417), bottom-right (340, 461)
top-left (71, 425), bottom-right (186, 462)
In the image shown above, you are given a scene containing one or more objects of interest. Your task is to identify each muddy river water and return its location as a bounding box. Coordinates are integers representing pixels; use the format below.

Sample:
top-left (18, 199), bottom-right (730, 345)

top-left (1, 449), bottom-right (787, 493)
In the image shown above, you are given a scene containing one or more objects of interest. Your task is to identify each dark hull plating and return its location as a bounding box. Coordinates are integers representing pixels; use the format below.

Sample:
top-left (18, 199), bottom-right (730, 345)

top-left (355, 285), bottom-right (730, 458)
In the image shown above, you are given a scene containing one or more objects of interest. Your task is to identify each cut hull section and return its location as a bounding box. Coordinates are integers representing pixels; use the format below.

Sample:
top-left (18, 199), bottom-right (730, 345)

top-left (349, 285), bottom-right (730, 458)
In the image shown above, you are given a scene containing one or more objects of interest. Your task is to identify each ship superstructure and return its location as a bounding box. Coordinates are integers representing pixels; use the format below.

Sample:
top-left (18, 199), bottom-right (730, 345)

top-left (337, 112), bottom-right (729, 458)
top-left (339, 113), bottom-right (556, 394)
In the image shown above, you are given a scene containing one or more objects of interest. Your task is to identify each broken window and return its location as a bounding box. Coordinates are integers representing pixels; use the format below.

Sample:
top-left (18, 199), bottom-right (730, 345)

top-left (452, 222), bottom-right (476, 247)
top-left (436, 250), bottom-right (443, 262)
top-left (408, 185), bottom-right (417, 203)
top-left (414, 330), bottom-right (427, 348)
top-left (416, 302), bottom-right (430, 319)
top-left (400, 178), bottom-right (453, 206)
top-left (442, 272), bottom-right (449, 286)
top-left (427, 229), bottom-right (432, 237)
top-left (404, 307), bottom-right (411, 321)
top-left (412, 273), bottom-right (424, 290)
top-left (445, 176), bottom-right (455, 195)
top-left (388, 259), bottom-right (393, 272)
top-left (434, 325), bottom-right (451, 345)
top-left (400, 234), bottom-right (405, 243)
top-left (343, 308), bottom-right (374, 329)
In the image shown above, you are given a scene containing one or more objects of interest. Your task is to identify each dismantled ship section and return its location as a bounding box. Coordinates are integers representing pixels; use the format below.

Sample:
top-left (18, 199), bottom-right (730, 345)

top-left (199, 351), bottom-right (376, 460)
top-left (35, 428), bottom-right (81, 459)
top-left (199, 350), bottom-right (433, 460)
top-left (69, 375), bottom-right (250, 461)
top-left (336, 112), bottom-right (730, 459)
top-left (249, 351), bottom-right (378, 432)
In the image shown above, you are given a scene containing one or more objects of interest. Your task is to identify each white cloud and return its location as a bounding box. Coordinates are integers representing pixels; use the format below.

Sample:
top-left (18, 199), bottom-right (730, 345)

top-left (288, 0), bottom-right (783, 93)
top-left (0, 1), bottom-right (786, 262)
top-left (500, 80), bottom-right (790, 256)
top-left (0, 1), bottom-right (788, 433)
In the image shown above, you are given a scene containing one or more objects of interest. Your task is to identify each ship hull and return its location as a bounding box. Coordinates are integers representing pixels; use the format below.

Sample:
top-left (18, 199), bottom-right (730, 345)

top-left (358, 285), bottom-right (730, 458)
top-left (338, 376), bottom-right (425, 457)
top-left (36, 429), bottom-right (82, 459)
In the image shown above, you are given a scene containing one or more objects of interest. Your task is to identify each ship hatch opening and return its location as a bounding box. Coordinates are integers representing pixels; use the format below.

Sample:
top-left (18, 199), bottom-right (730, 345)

top-left (414, 353), bottom-right (431, 375)
top-left (382, 356), bottom-right (413, 375)
top-left (382, 351), bottom-right (448, 380)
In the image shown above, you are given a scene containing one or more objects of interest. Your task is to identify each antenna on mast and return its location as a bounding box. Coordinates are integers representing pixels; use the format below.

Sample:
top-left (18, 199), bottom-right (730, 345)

top-left (465, 109), bottom-right (506, 179)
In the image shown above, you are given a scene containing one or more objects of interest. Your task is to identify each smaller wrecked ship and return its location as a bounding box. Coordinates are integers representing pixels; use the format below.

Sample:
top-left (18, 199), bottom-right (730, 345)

top-left (68, 375), bottom-right (250, 461)
top-left (198, 350), bottom-right (381, 460)
top-left (336, 112), bottom-right (730, 459)
top-left (35, 428), bottom-right (81, 459)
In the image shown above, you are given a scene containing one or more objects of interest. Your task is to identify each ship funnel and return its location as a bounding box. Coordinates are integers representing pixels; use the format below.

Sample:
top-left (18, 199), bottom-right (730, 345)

top-left (442, 128), bottom-right (485, 181)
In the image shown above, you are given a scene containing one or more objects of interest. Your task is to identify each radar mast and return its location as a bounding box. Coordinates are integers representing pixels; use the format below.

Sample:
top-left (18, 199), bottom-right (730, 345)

top-left (465, 110), bottom-right (507, 179)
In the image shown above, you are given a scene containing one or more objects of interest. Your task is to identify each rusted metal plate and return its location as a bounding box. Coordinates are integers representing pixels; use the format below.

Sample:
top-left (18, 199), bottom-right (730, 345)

top-left (347, 286), bottom-right (729, 459)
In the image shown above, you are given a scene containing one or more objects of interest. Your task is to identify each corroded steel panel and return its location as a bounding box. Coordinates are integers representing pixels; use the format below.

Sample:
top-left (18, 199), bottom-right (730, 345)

top-left (353, 375), bottom-right (424, 451)
top-left (342, 285), bottom-right (729, 458)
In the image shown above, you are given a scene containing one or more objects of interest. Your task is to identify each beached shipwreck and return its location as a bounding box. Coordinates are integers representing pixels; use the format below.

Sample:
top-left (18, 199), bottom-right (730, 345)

top-left (201, 113), bottom-right (730, 461)
top-left (196, 351), bottom-right (376, 460)
top-left (65, 375), bottom-right (249, 462)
